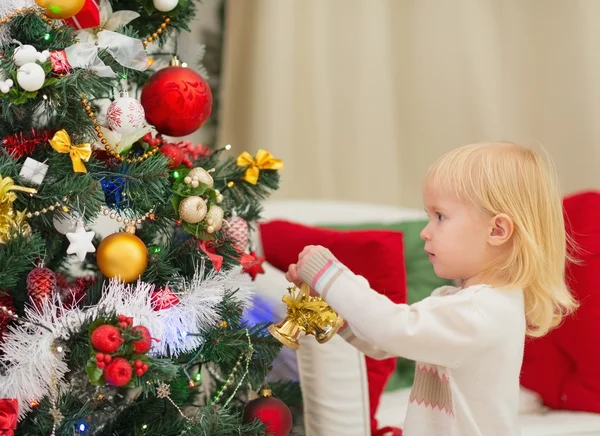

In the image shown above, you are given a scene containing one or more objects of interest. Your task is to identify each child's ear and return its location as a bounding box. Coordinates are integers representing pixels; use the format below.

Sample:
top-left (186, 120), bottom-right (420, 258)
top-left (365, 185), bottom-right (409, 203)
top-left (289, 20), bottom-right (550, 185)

top-left (488, 213), bottom-right (514, 246)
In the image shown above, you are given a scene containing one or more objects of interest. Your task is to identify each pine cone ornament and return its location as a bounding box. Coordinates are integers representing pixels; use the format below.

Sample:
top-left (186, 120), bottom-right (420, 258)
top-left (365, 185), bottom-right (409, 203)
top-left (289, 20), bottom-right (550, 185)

top-left (27, 267), bottom-right (57, 308)
top-left (225, 216), bottom-right (249, 253)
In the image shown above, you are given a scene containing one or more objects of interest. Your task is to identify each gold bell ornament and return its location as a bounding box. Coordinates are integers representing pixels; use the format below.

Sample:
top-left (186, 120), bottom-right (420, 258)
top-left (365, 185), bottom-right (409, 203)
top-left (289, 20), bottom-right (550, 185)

top-left (268, 283), bottom-right (344, 350)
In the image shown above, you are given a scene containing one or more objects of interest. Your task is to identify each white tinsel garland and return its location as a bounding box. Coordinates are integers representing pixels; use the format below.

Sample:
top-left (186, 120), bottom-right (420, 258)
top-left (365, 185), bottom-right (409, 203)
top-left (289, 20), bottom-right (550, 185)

top-left (0, 299), bottom-right (83, 419)
top-left (0, 1), bottom-right (37, 48)
top-left (0, 266), bottom-right (255, 420)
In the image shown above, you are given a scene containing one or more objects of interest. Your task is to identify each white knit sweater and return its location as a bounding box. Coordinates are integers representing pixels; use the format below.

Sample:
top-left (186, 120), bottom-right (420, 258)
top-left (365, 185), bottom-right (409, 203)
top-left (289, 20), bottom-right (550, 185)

top-left (299, 248), bottom-right (526, 436)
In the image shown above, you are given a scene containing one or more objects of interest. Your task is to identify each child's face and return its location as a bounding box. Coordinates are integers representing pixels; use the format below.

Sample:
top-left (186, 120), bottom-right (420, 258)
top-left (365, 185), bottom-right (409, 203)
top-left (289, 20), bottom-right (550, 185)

top-left (421, 187), bottom-right (498, 287)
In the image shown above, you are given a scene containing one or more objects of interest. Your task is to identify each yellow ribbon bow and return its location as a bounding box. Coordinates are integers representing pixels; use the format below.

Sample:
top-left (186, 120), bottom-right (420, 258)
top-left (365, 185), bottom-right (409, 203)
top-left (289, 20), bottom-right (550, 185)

top-left (0, 174), bottom-right (36, 244)
top-left (281, 284), bottom-right (339, 327)
top-left (0, 174), bottom-right (37, 215)
top-left (236, 149), bottom-right (283, 185)
top-left (49, 130), bottom-right (92, 173)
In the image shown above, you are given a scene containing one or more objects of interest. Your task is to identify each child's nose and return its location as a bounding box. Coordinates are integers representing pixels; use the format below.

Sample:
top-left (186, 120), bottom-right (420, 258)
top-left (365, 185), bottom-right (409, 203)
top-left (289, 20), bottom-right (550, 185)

top-left (420, 225), bottom-right (431, 241)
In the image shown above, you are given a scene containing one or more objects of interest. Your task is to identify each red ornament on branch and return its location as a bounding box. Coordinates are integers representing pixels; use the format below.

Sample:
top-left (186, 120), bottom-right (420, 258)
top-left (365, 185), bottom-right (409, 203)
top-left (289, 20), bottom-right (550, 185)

top-left (87, 315), bottom-right (155, 386)
top-left (56, 274), bottom-right (95, 308)
top-left (159, 143), bottom-right (184, 169)
top-left (240, 251), bottom-right (265, 280)
top-left (0, 398), bottom-right (18, 436)
top-left (198, 241), bottom-right (223, 272)
top-left (225, 216), bottom-right (249, 253)
top-left (151, 285), bottom-right (180, 311)
top-left (177, 140), bottom-right (210, 167)
top-left (143, 133), bottom-right (210, 168)
top-left (49, 50), bottom-right (71, 74)
top-left (92, 149), bottom-right (121, 168)
top-left (26, 266), bottom-right (57, 309)
top-left (0, 294), bottom-right (16, 344)
top-left (140, 58), bottom-right (213, 137)
top-left (243, 387), bottom-right (292, 436)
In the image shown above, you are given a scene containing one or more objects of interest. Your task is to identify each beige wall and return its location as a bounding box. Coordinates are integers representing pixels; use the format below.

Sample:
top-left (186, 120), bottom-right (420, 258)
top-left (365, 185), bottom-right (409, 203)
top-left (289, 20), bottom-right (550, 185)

top-left (218, 0), bottom-right (599, 208)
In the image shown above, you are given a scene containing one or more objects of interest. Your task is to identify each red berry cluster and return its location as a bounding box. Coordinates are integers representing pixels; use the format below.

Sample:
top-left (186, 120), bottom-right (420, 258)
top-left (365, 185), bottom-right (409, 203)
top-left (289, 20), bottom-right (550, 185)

top-left (142, 132), bottom-right (210, 169)
top-left (87, 314), bottom-right (155, 387)
top-left (117, 314), bottom-right (133, 329)
top-left (134, 359), bottom-right (149, 377)
top-left (95, 353), bottom-right (112, 369)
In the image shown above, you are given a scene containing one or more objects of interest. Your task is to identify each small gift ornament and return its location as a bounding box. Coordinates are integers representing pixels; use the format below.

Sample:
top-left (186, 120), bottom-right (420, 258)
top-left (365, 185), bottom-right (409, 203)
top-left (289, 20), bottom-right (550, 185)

top-left (49, 51), bottom-right (72, 75)
top-left (19, 157), bottom-right (48, 186)
top-left (62, 0), bottom-right (101, 30)
top-left (151, 285), bottom-right (180, 311)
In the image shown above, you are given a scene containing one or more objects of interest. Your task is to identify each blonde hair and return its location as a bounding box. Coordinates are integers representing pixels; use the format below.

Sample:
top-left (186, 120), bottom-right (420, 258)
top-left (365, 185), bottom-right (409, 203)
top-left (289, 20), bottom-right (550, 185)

top-left (424, 142), bottom-right (577, 337)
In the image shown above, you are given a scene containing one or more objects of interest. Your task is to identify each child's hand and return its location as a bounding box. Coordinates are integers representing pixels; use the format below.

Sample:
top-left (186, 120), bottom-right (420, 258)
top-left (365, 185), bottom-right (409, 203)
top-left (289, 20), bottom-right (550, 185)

top-left (285, 245), bottom-right (329, 289)
top-left (285, 264), bottom-right (320, 298)
top-left (285, 263), bottom-right (302, 287)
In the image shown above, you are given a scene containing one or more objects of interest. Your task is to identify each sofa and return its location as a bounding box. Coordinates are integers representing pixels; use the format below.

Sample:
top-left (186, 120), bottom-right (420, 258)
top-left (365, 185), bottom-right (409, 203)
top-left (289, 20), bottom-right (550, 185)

top-left (251, 199), bottom-right (600, 436)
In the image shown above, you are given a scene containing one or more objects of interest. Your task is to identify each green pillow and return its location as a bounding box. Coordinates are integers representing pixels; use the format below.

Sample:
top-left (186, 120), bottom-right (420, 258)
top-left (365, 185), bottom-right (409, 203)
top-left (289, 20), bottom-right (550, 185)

top-left (323, 220), bottom-right (453, 390)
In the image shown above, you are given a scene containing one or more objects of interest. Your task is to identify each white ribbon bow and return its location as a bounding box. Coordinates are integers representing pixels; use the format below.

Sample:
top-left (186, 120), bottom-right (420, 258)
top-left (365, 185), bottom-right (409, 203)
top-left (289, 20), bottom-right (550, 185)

top-left (65, 30), bottom-right (148, 78)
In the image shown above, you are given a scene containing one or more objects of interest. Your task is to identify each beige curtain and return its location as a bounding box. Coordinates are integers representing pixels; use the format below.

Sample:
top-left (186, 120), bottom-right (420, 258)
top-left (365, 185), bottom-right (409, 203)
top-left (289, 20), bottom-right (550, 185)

top-left (218, 0), bottom-right (600, 209)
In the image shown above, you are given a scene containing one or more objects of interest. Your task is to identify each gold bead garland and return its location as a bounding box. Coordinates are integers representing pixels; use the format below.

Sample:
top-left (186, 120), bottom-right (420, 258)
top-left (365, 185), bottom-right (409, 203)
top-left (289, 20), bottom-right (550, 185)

top-left (80, 98), bottom-right (159, 164)
top-left (20, 195), bottom-right (70, 220)
top-left (1, 7), bottom-right (37, 25)
top-left (100, 205), bottom-right (154, 228)
top-left (0, 8), bottom-right (65, 33)
top-left (142, 17), bottom-right (172, 47)
top-left (210, 329), bottom-right (254, 408)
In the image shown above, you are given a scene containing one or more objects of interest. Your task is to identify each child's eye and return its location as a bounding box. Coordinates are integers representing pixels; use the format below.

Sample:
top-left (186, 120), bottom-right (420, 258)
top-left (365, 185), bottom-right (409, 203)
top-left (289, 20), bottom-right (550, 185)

top-left (437, 213), bottom-right (446, 221)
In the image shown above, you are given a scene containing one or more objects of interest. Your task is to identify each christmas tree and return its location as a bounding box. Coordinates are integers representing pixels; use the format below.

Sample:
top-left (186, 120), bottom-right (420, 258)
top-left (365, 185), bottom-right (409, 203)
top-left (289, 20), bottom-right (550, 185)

top-left (0, 1), bottom-right (294, 435)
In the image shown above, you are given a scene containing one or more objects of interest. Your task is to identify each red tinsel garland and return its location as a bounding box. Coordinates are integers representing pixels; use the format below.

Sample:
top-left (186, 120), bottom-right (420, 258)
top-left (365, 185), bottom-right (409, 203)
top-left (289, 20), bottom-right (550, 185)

top-left (1, 130), bottom-right (52, 158)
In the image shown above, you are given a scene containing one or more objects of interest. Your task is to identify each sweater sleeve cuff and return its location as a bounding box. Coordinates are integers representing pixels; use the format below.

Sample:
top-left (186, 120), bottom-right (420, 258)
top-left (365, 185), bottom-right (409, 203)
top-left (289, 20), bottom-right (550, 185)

top-left (298, 248), bottom-right (338, 292)
top-left (338, 322), bottom-right (355, 341)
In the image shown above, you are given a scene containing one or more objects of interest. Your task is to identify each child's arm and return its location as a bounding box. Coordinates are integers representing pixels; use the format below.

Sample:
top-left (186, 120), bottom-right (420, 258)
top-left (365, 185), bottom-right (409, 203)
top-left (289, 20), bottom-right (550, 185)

top-left (298, 248), bottom-right (494, 368)
top-left (338, 322), bottom-right (396, 360)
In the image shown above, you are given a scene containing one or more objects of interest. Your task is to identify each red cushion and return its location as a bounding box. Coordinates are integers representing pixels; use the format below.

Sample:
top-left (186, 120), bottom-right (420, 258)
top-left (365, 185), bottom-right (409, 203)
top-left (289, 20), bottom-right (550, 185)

top-left (259, 220), bottom-right (407, 435)
top-left (520, 191), bottom-right (600, 412)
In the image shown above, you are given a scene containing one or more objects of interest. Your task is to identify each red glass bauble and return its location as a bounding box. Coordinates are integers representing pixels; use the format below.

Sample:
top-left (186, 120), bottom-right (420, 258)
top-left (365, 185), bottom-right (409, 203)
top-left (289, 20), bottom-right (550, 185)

top-left (242, 389), bottom-right (292, 436)
top-left (140, 66), bottom-right (213, 137)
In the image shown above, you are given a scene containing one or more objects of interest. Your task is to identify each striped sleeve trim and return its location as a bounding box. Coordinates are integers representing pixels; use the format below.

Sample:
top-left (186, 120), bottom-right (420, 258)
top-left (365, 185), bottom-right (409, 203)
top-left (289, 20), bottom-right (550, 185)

top-left (313, 262), bottom-right (345, 300)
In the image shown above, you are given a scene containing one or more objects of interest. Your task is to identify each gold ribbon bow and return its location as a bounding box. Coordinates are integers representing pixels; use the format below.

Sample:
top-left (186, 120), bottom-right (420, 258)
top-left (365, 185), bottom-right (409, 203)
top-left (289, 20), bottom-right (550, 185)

top-left (0, 174), bottom-right (36, 244)
top-left (49, 130), bottom-right (92, 173)
top-left (282, 285), bottom-right (338, 326)
top-left (236, 149), bottom-right (283, 185)
top-left (0, 174), bottom-right (37, 215)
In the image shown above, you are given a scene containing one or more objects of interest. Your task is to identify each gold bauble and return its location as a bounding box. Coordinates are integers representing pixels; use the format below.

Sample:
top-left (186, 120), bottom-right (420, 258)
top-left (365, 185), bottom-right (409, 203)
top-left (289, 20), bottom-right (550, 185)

top-left (35, 0), bottom-right (86, 19)
top-left (179, 196), bottom-right (207, 224)
top-left (188, 167), bottom-right (214, 188)
top-left (97, 232), bottom-right (148, 283)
